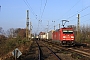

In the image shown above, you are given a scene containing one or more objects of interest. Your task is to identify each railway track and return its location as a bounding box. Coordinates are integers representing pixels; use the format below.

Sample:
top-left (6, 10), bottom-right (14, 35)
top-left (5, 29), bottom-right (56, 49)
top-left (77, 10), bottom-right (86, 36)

top-left (68, 48), bottom-right (90, 58)
top-left (40, 40), bottom-right (77, 60)
top-left (21, 39), bottom-right (62, 60)
top-left (36, 40), bottom-right (44, 60)
top-left (11, 39), bottom-right (90, 60)
top-left (36, 40), bottom-right (61, 60)
top-left (42, 39), bottom-right (90, 60)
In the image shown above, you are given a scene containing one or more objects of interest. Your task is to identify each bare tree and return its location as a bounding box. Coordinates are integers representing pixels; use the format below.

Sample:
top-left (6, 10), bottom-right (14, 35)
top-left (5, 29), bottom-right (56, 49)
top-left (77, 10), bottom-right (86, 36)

top-left (15, 28), bottom-right (26, 38)
top-left (6, 28), bottom-right (16, 38)
top-left (80, 25), bottom-right (90, 43)
top-left (0, 27), bottom-right (6, 43)
top-left (0, 27), bottom-right (5, 35)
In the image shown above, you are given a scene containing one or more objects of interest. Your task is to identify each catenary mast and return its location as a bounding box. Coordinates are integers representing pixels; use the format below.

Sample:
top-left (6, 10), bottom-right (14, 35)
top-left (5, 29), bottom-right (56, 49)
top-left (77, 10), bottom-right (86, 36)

top-left (26, 10), bottom-right (29, 40)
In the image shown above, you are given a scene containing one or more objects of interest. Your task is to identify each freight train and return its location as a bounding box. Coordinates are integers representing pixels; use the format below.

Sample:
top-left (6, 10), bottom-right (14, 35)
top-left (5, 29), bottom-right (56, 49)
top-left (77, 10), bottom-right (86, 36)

top-left (37, 27), bottom-right (75, 46)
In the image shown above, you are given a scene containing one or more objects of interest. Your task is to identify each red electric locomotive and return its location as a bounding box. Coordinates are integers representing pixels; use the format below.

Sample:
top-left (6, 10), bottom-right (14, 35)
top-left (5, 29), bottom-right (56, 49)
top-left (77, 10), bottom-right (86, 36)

top-left (53, 28), bottom-right (74, 46)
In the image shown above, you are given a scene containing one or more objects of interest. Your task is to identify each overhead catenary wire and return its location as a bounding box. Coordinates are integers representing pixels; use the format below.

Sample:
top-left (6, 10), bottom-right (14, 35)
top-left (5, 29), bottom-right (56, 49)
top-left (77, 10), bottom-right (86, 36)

top-left (48, 5), bottom-right (90, 33)
top-left (40, 0), bottom-right (47, 19)
top-left (41, 0), bottom-right (80, 31)
top-left (37, 0), bottom-right (47, 33)
top-left (80, 13), bottom-right (90, 18)
top-left (23, 0), bottom-right (90, 33)
top-left (61, 0), bottom-right (81, 19)
top-left (58, 1), bottom-right (90, 25)
top-left (67, 5), bottom-right (90, 26)
top-left (39, 0), bottom-right (42, 19)
top-left (81, 19), bottom-right (90, 24)
top-left (37, 0), bottom-right (42, 34)
top-left (64, 12), bottom-right (90, 27)
top-left (49, 5), bottom-right (90, 31)
top-left (80, 14), bottom-right (90, 24)
top-left (47, 0), bottom-right (81, 31)
top-left (67, 5), bottom-right (90, 20)
top-left (23, 0), bottom-right (39, 34)
top-left (23, 0), bottom-right (37, 17)
top-left (51, 0), bottom-right (81, 24)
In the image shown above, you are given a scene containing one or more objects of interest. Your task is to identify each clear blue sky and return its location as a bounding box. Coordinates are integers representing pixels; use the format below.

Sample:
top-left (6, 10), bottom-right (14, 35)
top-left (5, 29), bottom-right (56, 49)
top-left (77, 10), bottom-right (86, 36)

top-left (0, 0), bottom-right (90, 34)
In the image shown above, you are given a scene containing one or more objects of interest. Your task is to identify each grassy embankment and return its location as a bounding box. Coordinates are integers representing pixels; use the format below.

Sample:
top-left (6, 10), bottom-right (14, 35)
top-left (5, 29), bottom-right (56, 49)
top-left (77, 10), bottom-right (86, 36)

top-left (0, 37), bottom-right (33, 59)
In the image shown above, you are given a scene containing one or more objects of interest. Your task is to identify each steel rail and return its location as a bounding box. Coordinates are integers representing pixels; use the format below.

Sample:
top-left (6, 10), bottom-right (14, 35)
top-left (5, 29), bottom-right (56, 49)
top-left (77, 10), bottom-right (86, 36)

top-left (36, 40), bottom-right (44, 60)
top-left (43, 39), bottom-right (90, 59)
top-left (46, 46), bottom-right (62, 60)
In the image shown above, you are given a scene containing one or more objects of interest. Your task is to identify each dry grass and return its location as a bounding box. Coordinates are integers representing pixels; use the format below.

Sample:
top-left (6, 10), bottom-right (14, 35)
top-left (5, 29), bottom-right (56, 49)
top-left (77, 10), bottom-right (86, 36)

top-left (0, 37), bottom-right (32, 60)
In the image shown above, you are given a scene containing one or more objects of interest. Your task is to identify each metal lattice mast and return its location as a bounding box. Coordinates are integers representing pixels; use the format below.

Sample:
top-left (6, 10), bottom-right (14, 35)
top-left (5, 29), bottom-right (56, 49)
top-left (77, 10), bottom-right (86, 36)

top-left (77, 14), bottom-right (80, 42)
top-left (77, 14), bottom-right (80, 32)
top-left (30, 22), bottom-right (32, 39)
top-left (26, 10), bottom-right (29, 40)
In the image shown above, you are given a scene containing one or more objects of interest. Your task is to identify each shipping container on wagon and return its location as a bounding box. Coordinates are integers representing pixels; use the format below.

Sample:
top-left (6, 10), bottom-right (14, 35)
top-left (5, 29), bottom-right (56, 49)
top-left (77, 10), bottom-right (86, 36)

top-left (48, 30), bottom-right (54, 40)
top-left (45, 33), bottom-right (48, 39)
top-left (53, 31), bottom-right (56, 40)
top-left (36, 35), bottom-right (39, 38)
top-left (39, 32), bottom-right (46, 39)
top-left (39, 34), bottom-right (46, 39)
top-left (53, 29), bottom-right (60, 42)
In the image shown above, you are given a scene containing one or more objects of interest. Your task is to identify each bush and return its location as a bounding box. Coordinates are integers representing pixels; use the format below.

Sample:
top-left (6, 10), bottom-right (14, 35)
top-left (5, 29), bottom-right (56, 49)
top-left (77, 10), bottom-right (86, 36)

top-left (0, 37), bottom-right (27, 57)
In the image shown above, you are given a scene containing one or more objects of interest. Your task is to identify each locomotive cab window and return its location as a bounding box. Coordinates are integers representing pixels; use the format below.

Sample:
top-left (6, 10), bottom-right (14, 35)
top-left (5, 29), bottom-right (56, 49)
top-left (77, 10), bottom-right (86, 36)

top-left (63, 30), bottom-right (73, 34)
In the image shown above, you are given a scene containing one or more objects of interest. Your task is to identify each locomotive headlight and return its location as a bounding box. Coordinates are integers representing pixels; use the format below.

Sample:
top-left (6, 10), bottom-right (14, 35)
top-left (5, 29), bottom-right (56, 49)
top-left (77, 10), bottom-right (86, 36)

top-left (63, 36), bottom-right (66, 38)
top-left (71, 36), bottom-right (74, 38)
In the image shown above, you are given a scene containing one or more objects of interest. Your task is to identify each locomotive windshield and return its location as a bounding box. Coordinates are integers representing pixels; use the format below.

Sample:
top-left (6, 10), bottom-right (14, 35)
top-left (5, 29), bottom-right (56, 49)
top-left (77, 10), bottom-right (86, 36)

top-left (63, 30), bottom-right (73, 34)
